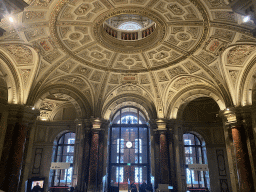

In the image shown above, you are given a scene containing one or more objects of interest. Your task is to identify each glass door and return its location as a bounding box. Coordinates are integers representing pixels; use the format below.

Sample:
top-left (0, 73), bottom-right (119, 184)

top-left (108, 125), bottom-right (150, 192)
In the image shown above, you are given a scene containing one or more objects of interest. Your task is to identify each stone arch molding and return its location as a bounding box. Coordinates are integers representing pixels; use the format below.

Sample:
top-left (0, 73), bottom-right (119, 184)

top-left (34, 86), bottom-right (92, 121)
top-left (0, 56), bottom-right (18, 104)
top-left (0, 43), bottom-right (40, 104)
top-left (221, 43), bottom-right (256, 106)
top-left (51, 130), bottom-right (75, 145)
top-left (167, 86), bottom-right (226, 119)
top-left (104, 84), bottom-right (155, 104)
top-left (102, 94), bottom-right (157, 121)
top-left (41, 74), bottom-right (95, 109)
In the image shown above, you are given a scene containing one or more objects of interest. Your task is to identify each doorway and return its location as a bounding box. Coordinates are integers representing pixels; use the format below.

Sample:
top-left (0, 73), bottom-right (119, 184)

top-left (108, 108), bottom-right (150, 192)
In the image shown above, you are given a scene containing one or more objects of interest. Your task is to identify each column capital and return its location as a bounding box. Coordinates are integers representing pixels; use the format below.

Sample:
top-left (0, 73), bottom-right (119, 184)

top-left (219, 107), bottom-right (238, 127)
top-left (90, 117), bottom-right (109, 130)
top-left (156, 118), bottom-right (167, 130)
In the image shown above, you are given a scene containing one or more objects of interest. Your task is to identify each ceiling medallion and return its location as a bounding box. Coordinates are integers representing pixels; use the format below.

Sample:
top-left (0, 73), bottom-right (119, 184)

top-left (92, 7), bottom-right (167, 54)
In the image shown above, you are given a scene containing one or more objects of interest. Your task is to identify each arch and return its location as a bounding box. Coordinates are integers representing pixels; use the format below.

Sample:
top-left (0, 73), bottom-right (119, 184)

top-left (167, 85), bottom-right (226, 119)
top-left (0, 50), bottom-right (21, 104)
top-left (236, 54), bottom-right (256, 106)
top-left (221, 43), bottom-right (256, 106)
top-left (51, 130), bottom-right (74, 145)
top-left (0, 44), bottom-right (40, 104)
top-left (32, 84), bottom-right (93, 120)
top-left (102, 94), bottom-right (157, 121)
top-left (111, 106), bottom-right (148, 123)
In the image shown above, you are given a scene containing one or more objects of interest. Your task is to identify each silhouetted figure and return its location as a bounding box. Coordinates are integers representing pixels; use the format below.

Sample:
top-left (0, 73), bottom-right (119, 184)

top-left (146, 183), bottom-right (153, 192)
top-left (32, 182), bottom-right (42, 192)
top-left (131, 182), bottom-right (137, 192)
top-left (140, 181), bottom-right (147, 192)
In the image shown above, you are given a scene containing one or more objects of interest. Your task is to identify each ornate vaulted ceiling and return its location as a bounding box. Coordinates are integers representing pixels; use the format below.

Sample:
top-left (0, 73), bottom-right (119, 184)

top-left (1, 0), bottom-right (256, 121)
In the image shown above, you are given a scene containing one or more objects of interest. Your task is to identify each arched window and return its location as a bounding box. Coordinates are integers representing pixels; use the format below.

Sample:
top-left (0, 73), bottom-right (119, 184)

top-left (51, 132), bottom-right (76, 187)
top-left (183, 133), bottom-right (210, 190)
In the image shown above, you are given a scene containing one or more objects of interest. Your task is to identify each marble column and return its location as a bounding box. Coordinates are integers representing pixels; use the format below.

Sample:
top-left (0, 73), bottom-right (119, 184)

top-left (154, 119), bottom-right (171, 185)
top-left (221, 108), bottom-right (254, 191)
top-left (0, 104), bottom-right (39, 192)
top-left (78, 120), bottom-right (92, 192)
top-left (87, 118), bottom-right (106, 192)
top-left (0, 100), bottom-right (8, 161)
top-left (73, 119), bottom-right (84, 187)
top-left (240, 107), bottom-right (256, 188)
top-left (172, 121), bottom-right (186, 192)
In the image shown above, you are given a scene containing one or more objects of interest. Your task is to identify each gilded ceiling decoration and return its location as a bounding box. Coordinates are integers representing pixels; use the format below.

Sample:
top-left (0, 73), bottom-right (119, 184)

top-left (0, 0), bottom-right (256, 120)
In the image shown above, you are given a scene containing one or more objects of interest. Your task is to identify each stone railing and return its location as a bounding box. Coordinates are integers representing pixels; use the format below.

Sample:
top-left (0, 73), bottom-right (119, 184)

top-left (103, 22), bottom-right (156, 41)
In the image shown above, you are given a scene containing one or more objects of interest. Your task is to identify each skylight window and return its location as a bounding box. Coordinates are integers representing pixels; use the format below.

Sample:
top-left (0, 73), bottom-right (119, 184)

top-left (118, 22), bottom-right (142, 31)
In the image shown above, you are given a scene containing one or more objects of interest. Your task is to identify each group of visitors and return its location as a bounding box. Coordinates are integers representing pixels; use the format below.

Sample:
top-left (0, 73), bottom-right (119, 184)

top-left (130, 181), bottom-right (153, 192)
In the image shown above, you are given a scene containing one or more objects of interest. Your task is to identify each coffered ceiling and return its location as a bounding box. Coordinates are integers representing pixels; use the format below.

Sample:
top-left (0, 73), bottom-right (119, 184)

top-left (0, 0), bottom-right (256, 121)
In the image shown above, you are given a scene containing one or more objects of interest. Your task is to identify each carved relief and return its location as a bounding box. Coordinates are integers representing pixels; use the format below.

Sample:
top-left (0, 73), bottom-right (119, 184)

top-left (77, 45), bottom-right (112, 67)
top-left (91, 1), bottom-right (105, 13)
top-left (228, 70), bottom-right (239, 87)
top-left (40, 101), bottom-right (58, 111)
top-left (155, 52), bottom-right (169, 60)
top-left (69, 33), bottom-right (83, 41)
top-left (214, 11), bottom-right (236, 22)
top-left (197, 51), bottom-right (216, 64)
top-left (24, 28), bottom-right (45, 41)
top-left (157, 71), bottom-right (169, 82)
top-left (59, 60), bottom-right (77, 73)
top-left (172, 77), bottom-right (202, 90)
top-left (206, 0), bottom-right (228, 8)
top-left (117, 85), bottom-right (143, 95)
top-left (227, 45), bottom-right (255, 66)
top-left (60, 27), bottom-right (72, 39)
top-left (57, 76), bottom-right (87, 89)
top-left (168, 4), bottom-right (185, 15)
top-left (112, 0), bottom-right (128, 4)
top-left (20, 69), bottom-right (31, 87)
top-left (24, 11), bottom-right (46, 20)
top-left (115, 54), bottom-right (143, 69)
top-left (72, 65), bottom-right (92, 78)
top-left (109, 74), bottom-right (120, 84)
top-left (140, 74), bottom-right (150, 84)
top-left (31, 0), bottom-right (52, 7)
top-left (90, 70), bottom-right (104, 82)
top-left (172, 27), bottom-right (185, 34)
top-left (75, 26), bottom-right (88, 34)
top-left (155, 2), bottom-right (167, 13)
top-left (4, 45), bottom-right (33, 65)
top-left (63, 40), bottom-right (80, 50)
top-left (74, 4), bottom-right (90, 15)
top-left (183, 61), bottom-right (200, 73)
top-left (176, 32), bottom-right (190, 41)
top-left (130, 0), bottom-right (147, 4)
top-left (168, 66), bottom-right (187, 79)
top-left (214, 29), bottom-right (235, 42)
top-left (43, 51), bottom-right (62, 64)
top-left (187, 27), bottom-right (200, 39)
